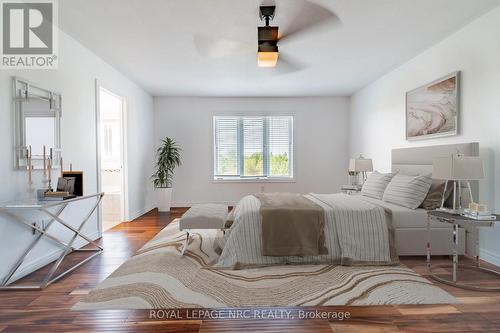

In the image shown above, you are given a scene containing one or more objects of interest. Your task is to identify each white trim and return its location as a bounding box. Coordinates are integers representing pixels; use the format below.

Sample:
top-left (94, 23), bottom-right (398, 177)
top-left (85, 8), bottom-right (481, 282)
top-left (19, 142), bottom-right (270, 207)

top-left (212, 178), bottom-right (295, 183)
top-left (95, 80), bottom-right (129, 232)
top-left (128, 204), bottom-right (157, 222)
top-left (171, 200), bottom-right (238, 207)
top-left (480, 248), bottom-right (500, 268)
top-left (7, 231), bottom-right (100, 284)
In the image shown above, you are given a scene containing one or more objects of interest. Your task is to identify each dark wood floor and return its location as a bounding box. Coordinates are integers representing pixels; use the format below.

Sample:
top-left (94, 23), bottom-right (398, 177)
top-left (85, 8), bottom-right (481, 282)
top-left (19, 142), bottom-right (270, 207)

top-left (1, 208), bottom-right (500, 332)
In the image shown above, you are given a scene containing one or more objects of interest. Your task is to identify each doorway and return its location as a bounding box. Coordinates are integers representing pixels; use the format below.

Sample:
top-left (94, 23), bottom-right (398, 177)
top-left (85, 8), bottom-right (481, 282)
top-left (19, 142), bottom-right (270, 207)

top-left (96, 85), bottom-right (127, 232)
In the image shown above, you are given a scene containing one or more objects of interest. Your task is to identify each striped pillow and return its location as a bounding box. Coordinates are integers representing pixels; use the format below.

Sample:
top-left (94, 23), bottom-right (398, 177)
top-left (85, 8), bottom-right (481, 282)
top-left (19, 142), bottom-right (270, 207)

top-left (382, 174), bottom-right (433, 209)
top-left (361, 171), bottom-right (395, 200)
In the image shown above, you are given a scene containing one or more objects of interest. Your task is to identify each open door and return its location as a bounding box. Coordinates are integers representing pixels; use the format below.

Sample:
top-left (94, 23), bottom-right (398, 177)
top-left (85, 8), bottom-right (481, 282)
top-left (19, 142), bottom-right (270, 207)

top-left (96, 85), bottom-right (127, 232)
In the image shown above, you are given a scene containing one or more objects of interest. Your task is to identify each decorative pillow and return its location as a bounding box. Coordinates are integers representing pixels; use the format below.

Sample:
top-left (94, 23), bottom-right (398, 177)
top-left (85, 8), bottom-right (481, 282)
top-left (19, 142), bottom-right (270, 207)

top-left (420, 181), bottom-right (453, 210)
top-left (361, 171), bottom-right (395, 200)
top-left (382, 173), bottom-right (433, 209)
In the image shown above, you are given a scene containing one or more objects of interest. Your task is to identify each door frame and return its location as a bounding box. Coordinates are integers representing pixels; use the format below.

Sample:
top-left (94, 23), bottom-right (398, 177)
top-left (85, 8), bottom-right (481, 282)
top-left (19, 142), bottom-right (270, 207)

top-left (95, 79), bottom-right (129, 237)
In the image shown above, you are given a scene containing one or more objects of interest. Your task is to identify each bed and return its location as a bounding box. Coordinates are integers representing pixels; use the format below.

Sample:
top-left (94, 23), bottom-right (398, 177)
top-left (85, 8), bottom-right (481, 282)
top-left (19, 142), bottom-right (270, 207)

top-left (215, 193), bottom-right (399, 269)
top-left (214, 143), bottom-right (478, 269)
top-left (390, 142), bottom-right (479, 256)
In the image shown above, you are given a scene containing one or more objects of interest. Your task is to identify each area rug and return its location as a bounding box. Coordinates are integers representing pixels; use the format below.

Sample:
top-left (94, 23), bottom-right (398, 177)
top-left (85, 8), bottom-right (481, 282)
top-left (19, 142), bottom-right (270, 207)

top-left (73, 219), bottom-right (456, 310)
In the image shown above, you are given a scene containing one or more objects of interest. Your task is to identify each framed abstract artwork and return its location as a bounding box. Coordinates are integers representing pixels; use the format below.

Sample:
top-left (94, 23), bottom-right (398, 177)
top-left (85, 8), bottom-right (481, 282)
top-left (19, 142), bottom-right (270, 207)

top-left (406, 71), bottom-right (460, 141)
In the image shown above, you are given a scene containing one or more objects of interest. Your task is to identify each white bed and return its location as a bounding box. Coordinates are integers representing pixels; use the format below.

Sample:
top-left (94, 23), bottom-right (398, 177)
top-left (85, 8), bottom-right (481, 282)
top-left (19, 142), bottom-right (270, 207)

top-left (389, 142), bottom-right (479, 256)
top-left (215, 143), bottom-right (478, 268)
top-left (358, 195), bottom-right (466, 255)
top-left (215, 193), bottom-right (399, 269)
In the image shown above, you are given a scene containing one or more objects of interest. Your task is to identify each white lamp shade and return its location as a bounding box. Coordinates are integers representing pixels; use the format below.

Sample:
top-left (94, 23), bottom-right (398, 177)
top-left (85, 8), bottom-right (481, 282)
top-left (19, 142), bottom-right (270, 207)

top-left (349, 158), bottom-right (373, 172)
top-left (432, 155), bottom-right (484, 180)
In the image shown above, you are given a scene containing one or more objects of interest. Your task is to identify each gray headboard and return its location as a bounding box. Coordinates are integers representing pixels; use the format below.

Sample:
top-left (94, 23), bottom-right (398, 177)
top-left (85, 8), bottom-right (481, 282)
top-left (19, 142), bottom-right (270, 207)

top-left (391, 142), bottom-right (480, 203)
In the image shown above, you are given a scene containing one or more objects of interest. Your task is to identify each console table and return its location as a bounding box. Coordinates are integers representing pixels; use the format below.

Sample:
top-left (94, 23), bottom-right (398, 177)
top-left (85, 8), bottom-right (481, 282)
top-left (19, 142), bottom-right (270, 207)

top-left (427, 210), bottom-right (500, 291)
top-left (0, 193), bottom-right (104, 290)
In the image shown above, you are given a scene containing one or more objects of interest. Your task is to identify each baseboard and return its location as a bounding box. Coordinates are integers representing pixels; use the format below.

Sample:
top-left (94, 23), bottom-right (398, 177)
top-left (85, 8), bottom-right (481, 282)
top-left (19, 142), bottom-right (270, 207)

top-left (171, 200), bottom-right (237, 207)
top-left (480, 248), bottom-right (500, 268)
top-left (7, 231), bottom-right (100, 284)
top-left (128, 204), bottom-right (157, 221)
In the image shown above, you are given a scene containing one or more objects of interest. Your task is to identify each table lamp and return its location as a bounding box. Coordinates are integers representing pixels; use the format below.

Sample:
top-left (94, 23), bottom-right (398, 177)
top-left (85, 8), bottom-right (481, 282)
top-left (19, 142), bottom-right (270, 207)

top-left (432, 154), bottom-right (484, 214)
top-left (349, 155), bottom-right (373, 185)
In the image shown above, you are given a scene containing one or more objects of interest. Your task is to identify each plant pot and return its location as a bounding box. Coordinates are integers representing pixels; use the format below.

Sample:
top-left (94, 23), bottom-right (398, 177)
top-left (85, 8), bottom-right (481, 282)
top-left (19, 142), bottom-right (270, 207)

top-left (156, 187), bottom-right (172, 212)
top-left (348, 174), bottom-right (360, 187)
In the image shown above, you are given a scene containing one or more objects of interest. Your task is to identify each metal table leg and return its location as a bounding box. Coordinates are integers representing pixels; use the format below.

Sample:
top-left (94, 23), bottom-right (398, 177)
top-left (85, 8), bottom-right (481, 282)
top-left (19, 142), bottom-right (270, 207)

top-left (452, 222), bottom-right (458, 283)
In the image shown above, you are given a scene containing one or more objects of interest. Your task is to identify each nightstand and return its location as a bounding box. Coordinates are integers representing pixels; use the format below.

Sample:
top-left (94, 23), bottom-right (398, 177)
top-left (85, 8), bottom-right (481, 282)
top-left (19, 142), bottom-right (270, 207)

top-left (426, 210), bottom-right (500, 291)
top-left (340, 185), bottom-right (361, 195)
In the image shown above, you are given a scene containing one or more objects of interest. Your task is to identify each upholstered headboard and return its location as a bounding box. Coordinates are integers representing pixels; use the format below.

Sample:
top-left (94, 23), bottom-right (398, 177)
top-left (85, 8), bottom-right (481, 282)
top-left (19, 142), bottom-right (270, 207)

top-left (391, 142), bottom-right (480, 204)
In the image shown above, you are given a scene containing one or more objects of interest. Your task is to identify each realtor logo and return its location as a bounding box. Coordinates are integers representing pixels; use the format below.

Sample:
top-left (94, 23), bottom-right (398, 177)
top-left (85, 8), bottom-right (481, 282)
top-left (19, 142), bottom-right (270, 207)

top-left (1, 0), bottom-right (58, 68)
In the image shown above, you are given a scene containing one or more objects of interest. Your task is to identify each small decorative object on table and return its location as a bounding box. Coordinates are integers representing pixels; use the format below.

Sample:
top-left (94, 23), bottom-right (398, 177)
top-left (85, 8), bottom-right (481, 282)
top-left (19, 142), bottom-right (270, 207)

top-left (426, 210), bottom-right (499, 291)
top-left (462, 203), bottom-right (496, 220)
top-left (432, 154), bottom-right (484, 214)
top-left (62, 170), bottom-right (84, 196)
top-left (43, 190), bottom-right (77, 201)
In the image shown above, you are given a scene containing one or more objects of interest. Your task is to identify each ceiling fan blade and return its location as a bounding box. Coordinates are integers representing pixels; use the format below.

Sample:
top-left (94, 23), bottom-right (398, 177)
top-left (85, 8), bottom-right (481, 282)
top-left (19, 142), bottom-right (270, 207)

top-left (194, 33), bottom-right (253, 59)
top-left (279, 0), bottom-right (339, 43)
top-left (272, 52), bottom-right (307, 74)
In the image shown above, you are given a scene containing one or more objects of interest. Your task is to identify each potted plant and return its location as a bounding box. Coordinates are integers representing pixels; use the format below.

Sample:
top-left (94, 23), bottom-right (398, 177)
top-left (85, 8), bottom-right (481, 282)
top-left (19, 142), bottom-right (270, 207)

top-left (348, 171), bottom-right (360, 187)
top-left (152, 137), bottom-right (181, 212)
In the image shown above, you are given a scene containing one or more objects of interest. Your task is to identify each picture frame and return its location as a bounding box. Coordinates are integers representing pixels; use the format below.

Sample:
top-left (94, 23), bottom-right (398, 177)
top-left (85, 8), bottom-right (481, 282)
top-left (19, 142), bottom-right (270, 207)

top-left (62, 171), bottom-right (84, 196)
top-left (405, 71), bottom-right (460, 141)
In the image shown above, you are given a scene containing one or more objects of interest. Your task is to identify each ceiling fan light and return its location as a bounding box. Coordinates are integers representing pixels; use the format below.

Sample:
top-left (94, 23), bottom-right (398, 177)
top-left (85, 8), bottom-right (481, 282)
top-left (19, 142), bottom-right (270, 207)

top-left (257, 51), bottom-right (278, 67)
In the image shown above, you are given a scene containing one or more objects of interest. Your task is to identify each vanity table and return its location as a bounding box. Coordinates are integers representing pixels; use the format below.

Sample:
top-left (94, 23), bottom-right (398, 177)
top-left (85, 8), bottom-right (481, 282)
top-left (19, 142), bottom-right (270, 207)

top-left (0, 193), bottom-right (104, 290)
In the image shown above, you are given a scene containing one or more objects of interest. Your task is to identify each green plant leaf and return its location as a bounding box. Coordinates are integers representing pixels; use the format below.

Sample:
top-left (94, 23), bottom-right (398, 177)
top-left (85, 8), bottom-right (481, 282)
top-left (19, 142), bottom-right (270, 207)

top-left (152, 137), bottom-right (182, 188)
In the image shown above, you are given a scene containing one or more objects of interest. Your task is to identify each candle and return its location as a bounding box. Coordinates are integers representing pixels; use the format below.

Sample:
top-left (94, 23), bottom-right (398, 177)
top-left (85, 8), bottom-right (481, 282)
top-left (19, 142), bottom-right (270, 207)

top-left (43, 145), bottom-right (47, 177)
top-left (49, 148), bottom-right (53, 189)
top-left (48, 157), bottom-right (52, 186)
top-left (28, 145), bottom-right (32, 184)
top-left (60, 156), bottom-right (63, 177)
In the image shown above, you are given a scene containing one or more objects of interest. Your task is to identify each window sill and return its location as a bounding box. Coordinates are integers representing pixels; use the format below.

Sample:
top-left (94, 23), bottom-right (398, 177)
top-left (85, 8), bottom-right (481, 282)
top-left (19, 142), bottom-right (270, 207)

top-left (212, 177), bottom-right (296, 184)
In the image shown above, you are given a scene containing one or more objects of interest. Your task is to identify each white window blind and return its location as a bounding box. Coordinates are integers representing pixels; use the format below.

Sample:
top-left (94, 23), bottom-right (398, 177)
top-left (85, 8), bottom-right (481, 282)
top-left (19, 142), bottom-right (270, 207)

top-left (243, 118), bottom-right (264, 177)
top-left (268, 117), bottom-right (291, 177)
top-left (214, 116), bottom-right (293, 180)
top-left (214, 117), bottom-right (239, 176)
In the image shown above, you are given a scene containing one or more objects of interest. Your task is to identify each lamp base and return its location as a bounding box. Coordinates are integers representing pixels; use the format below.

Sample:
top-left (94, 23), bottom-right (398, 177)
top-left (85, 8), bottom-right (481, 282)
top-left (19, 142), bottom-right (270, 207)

top-left (436, 207), bottom-right (464, 215)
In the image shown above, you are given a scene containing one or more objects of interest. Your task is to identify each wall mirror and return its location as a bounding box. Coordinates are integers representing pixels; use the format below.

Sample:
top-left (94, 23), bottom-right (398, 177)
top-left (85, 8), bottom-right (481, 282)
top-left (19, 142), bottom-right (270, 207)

top-left (13, 77), bottom-right (62, 170)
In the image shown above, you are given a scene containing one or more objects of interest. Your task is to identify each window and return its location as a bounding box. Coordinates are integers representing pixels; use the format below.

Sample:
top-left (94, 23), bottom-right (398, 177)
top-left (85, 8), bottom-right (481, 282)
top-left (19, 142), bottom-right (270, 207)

top-left (214, 116), bottom-right (293, 180)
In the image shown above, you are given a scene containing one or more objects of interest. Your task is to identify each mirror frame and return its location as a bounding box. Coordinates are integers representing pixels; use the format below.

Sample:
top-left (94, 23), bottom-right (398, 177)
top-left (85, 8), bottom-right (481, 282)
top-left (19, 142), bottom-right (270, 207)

top-left (13, 77), bottom-right (62, 170)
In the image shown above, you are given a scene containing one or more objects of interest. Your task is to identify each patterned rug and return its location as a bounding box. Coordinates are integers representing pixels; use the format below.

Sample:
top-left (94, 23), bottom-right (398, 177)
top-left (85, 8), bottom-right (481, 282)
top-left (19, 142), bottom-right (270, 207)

top-left (73, 219), bottom-right (456, 310)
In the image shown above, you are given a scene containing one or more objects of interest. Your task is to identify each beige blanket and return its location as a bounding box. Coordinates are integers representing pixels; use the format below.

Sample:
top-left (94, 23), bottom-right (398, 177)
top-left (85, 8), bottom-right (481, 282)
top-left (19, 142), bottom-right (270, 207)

top-left (254, 193), bottom-right (328, 256)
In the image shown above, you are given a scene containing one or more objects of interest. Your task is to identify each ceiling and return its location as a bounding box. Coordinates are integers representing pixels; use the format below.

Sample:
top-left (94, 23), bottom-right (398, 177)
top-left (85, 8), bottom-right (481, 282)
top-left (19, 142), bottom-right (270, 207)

top-left (59, 0), bottom-right (500, 97)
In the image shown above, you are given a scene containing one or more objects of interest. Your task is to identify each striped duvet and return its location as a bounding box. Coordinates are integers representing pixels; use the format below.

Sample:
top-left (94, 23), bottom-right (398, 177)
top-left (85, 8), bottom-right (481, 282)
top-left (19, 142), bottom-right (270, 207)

top-left (215, 193), bottom-right (398, 269)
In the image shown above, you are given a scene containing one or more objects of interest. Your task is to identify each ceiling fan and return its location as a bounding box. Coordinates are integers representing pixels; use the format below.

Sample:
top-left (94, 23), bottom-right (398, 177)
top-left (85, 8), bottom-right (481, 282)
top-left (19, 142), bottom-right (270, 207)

top-left (194, 0), bottom-right (339, 73)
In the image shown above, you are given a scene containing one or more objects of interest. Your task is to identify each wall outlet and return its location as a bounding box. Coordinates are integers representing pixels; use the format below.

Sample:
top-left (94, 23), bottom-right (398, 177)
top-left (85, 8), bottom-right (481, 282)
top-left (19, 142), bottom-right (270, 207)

top-left (260, 186), bottom-right (265, 193)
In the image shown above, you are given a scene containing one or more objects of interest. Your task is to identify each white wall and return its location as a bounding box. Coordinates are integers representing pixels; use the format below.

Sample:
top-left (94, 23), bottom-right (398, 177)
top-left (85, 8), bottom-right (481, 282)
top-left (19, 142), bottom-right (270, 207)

top-left (0, 30), bottom-right (156, 282)
top-left (350, 6), bottom-right (500, 265)
top-left (154, 97), bottom-right (350, 206)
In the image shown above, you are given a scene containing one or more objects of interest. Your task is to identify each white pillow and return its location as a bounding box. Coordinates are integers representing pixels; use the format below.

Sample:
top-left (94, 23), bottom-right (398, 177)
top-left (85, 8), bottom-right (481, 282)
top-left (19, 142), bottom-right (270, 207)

top-left (382, 173), bottom-right (433, 209)
top-left (361, 171), bottom-right (395, 200)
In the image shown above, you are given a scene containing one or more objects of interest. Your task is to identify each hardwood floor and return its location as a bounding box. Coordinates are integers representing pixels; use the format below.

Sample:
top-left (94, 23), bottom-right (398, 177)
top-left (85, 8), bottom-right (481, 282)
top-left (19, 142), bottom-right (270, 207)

top-left (1, 208), bottom-right (499, 332)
